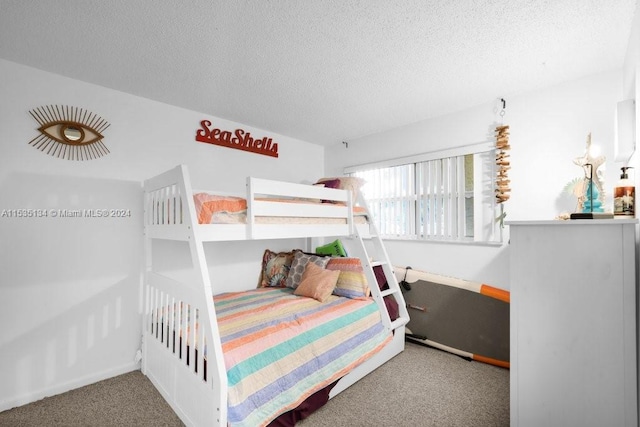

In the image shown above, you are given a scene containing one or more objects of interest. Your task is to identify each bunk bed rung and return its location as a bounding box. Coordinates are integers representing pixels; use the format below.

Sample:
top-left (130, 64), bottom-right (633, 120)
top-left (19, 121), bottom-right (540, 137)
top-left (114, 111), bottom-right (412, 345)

top-left (390, 317), bottom-right (410, 330)
top-left (380, 288), bottom-right (397, 298)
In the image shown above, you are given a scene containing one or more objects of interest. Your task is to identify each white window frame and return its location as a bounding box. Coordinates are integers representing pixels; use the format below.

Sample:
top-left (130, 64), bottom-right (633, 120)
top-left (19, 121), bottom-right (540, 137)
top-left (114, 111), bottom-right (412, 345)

top-left (345, 142), bottom-right (502, 244)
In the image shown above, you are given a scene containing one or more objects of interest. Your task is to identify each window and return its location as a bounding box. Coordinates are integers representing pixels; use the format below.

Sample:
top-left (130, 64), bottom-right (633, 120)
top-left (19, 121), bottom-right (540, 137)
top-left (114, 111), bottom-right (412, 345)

top-left (346, 143), bottom-right (502, 244)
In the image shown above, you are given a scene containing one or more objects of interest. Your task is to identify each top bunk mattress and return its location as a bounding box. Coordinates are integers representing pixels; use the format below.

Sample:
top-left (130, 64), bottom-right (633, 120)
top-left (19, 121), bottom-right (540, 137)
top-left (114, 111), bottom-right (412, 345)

top-left (194, 192), bottom-right (368, 225)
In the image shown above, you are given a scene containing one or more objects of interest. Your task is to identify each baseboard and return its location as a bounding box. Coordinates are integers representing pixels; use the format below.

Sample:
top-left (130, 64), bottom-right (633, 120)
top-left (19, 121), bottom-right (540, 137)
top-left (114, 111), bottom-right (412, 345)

top-left (0, 361), bottom-right (139, 412)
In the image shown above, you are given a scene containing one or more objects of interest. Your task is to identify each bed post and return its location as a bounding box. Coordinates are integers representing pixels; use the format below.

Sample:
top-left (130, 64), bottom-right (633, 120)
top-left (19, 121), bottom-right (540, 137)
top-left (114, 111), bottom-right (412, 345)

top-left (179, 165), bottom-right (228, 426)
top-left (142, 165), bottom-right (228, 426)
top-left (246, 177), bottom-right (255, 239)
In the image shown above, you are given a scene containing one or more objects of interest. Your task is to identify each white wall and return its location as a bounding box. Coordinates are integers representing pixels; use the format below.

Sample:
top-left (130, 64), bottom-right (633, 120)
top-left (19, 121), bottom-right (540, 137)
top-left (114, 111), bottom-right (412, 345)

top-left (623, 0), bottom-right (640, 187)
top-left (0, 59), bottom-right (324, 410)
top-left (621, 3), bottom-right (640, 406)
top-left (326, 69), bottom-right (624, 290)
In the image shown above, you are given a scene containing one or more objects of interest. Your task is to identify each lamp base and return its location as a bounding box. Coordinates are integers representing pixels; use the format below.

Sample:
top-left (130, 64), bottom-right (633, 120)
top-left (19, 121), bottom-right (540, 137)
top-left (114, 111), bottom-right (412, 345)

top-left (570, 212), bottom-right (614, 220)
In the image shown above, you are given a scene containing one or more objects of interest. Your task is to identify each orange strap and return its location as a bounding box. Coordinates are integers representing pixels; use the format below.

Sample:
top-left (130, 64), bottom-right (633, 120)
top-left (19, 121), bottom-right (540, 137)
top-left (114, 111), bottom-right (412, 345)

top-left (480, 284), bottom-right (510, 303)
top-left (473, 354), bottom-right (510, 369)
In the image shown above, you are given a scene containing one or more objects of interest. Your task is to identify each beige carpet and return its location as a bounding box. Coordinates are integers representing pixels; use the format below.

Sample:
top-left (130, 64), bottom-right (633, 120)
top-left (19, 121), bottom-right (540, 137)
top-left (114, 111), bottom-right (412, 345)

top-left (0, 342), bottom-right (509, 426)
top-left (301, 342), bottom-right (509, 426)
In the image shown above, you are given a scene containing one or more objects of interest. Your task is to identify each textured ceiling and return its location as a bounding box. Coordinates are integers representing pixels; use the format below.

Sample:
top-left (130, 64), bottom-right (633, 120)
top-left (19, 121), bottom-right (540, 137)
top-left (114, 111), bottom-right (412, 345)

top-left (0, 1), bottom-right (637, 146)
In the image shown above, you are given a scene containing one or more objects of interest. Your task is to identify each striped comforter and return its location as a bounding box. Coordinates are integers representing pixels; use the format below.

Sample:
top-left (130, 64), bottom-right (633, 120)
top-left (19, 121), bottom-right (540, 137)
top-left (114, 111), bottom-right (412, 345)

top-left (214, 287), bottom-right (391, 427)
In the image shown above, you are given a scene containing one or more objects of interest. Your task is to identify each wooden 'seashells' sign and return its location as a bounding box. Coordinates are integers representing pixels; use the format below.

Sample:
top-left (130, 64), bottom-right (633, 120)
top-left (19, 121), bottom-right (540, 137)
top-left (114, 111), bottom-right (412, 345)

top-left (196, 120), bottom-right (278, 158)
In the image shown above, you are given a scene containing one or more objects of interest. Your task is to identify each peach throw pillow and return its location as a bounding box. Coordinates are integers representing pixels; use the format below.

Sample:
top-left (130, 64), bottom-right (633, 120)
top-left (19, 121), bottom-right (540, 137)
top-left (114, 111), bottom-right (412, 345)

top-left (294, 262), bottom-right (340, 303)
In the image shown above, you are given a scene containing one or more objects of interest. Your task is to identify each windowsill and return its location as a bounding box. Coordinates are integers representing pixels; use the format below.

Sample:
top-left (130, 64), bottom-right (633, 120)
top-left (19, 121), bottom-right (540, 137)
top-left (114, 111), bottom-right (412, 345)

top-left (380, 236), bottom-right (505, 247)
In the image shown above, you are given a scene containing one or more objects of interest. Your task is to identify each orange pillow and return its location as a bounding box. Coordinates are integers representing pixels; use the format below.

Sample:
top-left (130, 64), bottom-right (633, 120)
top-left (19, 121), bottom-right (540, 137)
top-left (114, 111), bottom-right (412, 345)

top-left (294, 262), bottom-right (340, 303)
top-left (193, 193), bottom-right (247, 224)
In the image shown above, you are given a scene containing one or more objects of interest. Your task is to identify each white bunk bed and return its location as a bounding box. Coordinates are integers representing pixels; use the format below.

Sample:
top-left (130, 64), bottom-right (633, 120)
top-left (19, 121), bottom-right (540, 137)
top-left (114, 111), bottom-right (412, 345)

top-left (142, 165), bottom-right (409, 427)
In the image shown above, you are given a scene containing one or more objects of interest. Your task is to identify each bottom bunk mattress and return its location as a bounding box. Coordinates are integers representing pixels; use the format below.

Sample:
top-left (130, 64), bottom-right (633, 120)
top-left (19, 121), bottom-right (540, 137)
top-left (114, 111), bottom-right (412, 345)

top-left (214, 287), bottom-right (391, 427)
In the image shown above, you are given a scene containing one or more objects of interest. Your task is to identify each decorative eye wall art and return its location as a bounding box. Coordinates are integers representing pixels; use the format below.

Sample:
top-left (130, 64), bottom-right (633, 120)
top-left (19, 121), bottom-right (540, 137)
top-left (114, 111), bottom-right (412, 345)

top-left (28, 105), bottom-right (110, 160)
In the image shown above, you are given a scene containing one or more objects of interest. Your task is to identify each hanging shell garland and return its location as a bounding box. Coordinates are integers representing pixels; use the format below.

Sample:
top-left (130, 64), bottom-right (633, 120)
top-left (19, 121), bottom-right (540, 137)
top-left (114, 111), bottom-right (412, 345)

top-left (495, 125), bottom-right (510, 203)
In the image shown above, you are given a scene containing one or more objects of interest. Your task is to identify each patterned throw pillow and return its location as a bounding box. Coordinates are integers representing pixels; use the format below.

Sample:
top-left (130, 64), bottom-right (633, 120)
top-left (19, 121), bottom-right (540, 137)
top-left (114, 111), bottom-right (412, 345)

top-left (259, 249), bottom-right (297, 288)
top-left (285, 251), bottom-right (331, 289)
top-left (326, 257), bottom-right (371, 299)
top-left (294, 262), bottom-right (340, 303)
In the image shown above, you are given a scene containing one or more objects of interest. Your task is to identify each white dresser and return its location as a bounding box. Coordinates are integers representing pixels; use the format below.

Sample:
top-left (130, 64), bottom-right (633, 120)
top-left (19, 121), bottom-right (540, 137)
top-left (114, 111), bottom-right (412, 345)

top-left (508, 220), bottom-right (637, 427)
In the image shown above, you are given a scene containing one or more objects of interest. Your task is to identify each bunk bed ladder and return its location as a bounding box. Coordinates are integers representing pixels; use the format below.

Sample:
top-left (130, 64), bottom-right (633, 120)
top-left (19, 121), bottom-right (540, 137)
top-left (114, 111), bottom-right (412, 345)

top-left (349, 197), bottom-right (410, 333)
